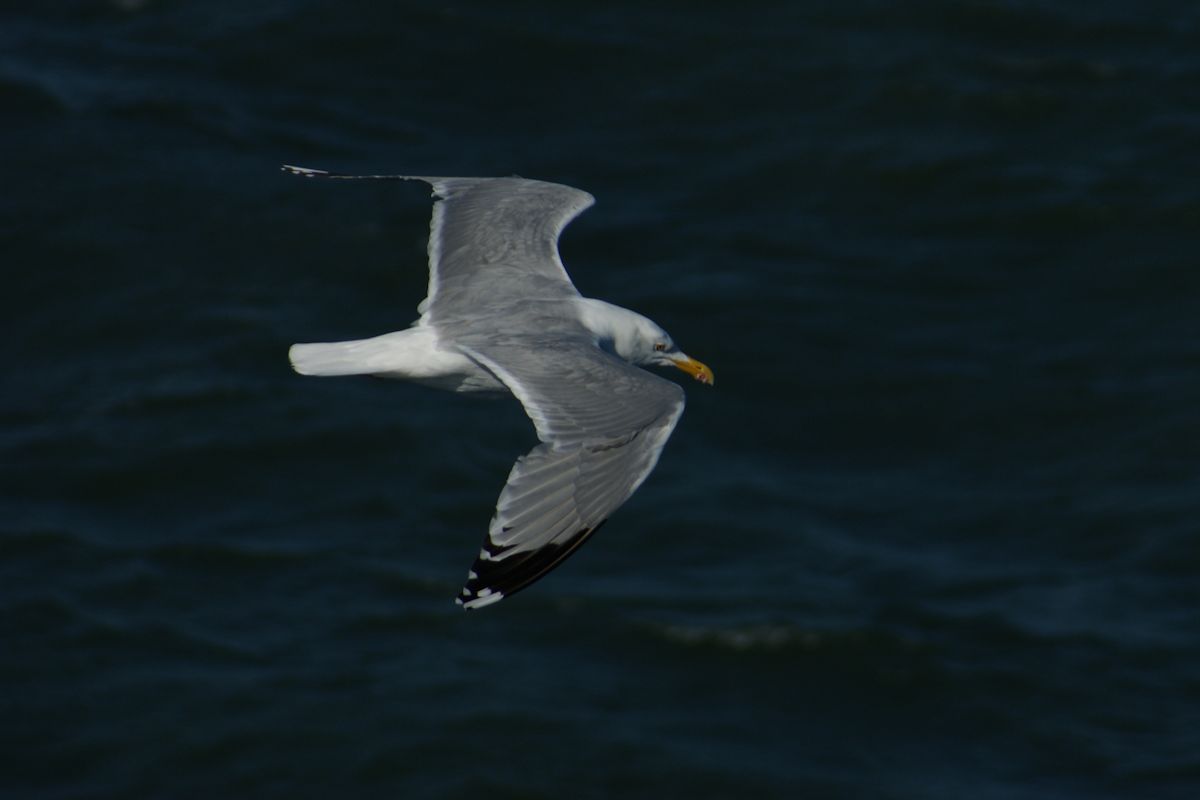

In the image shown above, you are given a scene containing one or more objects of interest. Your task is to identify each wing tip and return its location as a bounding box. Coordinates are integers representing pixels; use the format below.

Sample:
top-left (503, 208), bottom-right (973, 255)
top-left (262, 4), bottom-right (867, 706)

top-left (456, 589), bottom-right (506, 610)
top-left (454, 520), bottom-right (608, 610)
top-left (281, 164), bottom-right (328, 177)
top-left (281, 164), bottom-right (428, 183)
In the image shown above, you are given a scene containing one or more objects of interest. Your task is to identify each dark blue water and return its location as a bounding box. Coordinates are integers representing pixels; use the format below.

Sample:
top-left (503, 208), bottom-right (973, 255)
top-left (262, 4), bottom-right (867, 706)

top-left (4, 2), bottom-right (1199, 797)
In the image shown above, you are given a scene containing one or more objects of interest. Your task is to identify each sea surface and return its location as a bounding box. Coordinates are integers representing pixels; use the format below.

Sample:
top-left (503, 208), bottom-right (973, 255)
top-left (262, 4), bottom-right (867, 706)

top-left (3, 2), bottom-right (1199, 798)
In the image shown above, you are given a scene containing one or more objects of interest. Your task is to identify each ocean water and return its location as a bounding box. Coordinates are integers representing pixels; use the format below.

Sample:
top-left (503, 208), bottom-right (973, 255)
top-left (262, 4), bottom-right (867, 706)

top-left (3, 1), bottom-right (1199, 797)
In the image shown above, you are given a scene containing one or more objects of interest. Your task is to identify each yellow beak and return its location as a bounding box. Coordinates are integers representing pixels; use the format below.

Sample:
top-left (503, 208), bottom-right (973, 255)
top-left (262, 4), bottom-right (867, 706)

top-left (669, 354), bottom-right (715, 386)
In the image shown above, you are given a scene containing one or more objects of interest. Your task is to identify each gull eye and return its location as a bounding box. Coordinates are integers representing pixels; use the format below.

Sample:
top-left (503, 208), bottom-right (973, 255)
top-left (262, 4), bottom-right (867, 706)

top-left (654, 342), bottom-right (667, 352)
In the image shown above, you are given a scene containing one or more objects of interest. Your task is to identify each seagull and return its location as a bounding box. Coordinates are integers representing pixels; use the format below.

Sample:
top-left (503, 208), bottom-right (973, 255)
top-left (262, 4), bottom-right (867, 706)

top-left (283, 165), bottom-right (713, 609)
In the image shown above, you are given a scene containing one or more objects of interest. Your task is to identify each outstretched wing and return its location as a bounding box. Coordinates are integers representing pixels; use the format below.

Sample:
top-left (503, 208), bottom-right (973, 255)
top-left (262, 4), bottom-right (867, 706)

top-left (420, 177), bottom-right (594, 325)
top-left (281, 165), bottom-right (594, 324)
top-left (455, 340), bottom-right (685, 609)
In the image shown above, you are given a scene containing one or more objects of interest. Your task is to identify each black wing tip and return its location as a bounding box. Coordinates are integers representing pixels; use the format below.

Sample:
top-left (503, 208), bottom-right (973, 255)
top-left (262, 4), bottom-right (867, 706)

top-left (281, 164), bottom-right (427, 183)
top-left (455, 520), bottom-right (608, 610)
top-left (281, 164), bottom-right (328, 177)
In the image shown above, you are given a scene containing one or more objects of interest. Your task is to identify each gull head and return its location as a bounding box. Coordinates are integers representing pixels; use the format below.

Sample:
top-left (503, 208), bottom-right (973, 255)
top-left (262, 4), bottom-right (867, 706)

top-left (575, 298), bottom-right (714, 386)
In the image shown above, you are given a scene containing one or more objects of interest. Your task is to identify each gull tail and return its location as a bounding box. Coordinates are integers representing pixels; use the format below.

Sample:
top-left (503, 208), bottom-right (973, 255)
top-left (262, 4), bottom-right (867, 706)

top-left (289, 335), bottom-right (408, 377)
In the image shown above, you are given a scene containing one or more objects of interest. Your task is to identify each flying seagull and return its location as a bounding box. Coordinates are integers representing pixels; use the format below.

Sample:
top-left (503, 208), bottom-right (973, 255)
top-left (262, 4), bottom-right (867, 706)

top-left (283, 165), bottom-right (713, 609)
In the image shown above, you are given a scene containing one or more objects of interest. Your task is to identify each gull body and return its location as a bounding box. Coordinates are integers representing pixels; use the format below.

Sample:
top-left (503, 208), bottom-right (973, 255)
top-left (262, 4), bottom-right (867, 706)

top-left (284, 165), bottom-right (713, 608)
top-left (290, 297), bottom-right (692, 393)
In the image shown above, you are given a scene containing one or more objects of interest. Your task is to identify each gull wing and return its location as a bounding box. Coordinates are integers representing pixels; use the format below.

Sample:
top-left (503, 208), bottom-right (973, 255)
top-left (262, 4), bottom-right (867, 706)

top-left (281, 166), bottom-right (594, 324)
top-left (454, 340), bottom-right (685, 608)
top-left (419, 177), bottom-right (594, 324)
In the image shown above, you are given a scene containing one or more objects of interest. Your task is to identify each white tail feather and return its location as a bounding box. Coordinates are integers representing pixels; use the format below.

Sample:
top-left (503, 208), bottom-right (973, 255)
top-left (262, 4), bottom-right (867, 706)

top-left (289, 333), bottom-right (415, 377)
top-left (288, 328), bottom-right (483, 387)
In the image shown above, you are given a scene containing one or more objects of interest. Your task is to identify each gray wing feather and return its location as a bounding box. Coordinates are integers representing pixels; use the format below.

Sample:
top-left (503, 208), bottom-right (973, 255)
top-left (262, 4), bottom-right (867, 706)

top-left (456, 342), bottom-right (685, 608)
top-left (463, 341), bottom-right (683, 444)
top-left (422, 178), bottom-right (595, 328)
top-left (280, 166), bottom-right (594, 327)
